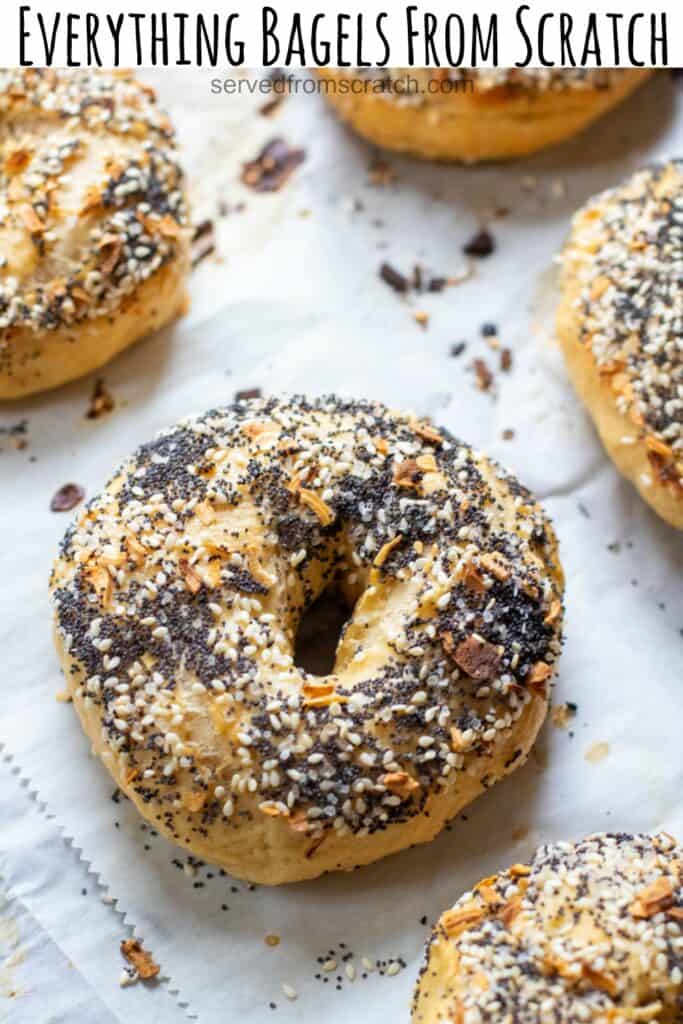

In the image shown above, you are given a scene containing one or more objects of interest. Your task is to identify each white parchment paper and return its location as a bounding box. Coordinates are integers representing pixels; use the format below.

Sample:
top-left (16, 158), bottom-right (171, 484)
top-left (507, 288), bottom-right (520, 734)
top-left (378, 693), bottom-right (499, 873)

top-left (0, 758), bottom-right (190, 1023)
top-left (0, 70), bottom-right (682, 1022)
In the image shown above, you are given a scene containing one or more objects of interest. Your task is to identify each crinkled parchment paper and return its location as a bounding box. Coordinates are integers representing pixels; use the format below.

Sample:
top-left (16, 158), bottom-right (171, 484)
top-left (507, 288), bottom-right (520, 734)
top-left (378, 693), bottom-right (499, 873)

top-left (0, 70), bottom-right (682, 1022)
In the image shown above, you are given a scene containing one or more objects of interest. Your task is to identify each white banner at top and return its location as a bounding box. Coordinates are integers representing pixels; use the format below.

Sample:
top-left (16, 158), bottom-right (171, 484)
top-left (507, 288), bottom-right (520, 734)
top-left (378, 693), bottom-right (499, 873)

top-left (6, 0), bottom-right (681, 70)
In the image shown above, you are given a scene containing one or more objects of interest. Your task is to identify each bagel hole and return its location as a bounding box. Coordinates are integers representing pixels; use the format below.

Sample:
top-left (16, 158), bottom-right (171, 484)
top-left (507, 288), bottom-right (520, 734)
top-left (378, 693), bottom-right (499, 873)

top-left (294, 590), bottom-right (351, 676)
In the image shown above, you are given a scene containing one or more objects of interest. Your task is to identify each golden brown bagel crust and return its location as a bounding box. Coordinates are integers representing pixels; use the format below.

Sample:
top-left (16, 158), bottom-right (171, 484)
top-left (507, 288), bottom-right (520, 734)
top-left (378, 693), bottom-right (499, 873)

top-left (51, 396), bottom-right (563, 885)
top-left (413, 832), bottom-right (683, 1024)
top-left (558, 162), bottom-right (683, 529)
top-left (0, 68), bottom-right (191, 399)
top-left (317, 68), bottom-right (652, 163)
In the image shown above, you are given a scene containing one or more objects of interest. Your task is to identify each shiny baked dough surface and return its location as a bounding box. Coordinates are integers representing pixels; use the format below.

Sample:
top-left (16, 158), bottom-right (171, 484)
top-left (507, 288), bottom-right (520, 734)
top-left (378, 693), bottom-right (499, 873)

top-left (318, 68), bottom-right (652, 163)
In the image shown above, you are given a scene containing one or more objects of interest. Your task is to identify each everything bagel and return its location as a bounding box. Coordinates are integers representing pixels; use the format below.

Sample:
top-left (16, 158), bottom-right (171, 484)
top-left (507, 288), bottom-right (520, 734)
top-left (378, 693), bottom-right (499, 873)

top-left (317, 68), bottom-right (652, 163)
top-left (558, 162), bottom-right (683, 529)
top-left (413, 832), bottom-right (683, 1023)
top-left (0, 68), bottom-right (191, 399)
top-left (51, 396), bottom-right (564, 884)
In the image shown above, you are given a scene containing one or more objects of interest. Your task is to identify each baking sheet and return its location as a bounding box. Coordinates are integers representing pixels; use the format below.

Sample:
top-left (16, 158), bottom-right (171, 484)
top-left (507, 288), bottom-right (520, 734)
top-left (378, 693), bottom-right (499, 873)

top-left (0, 69), bottom-right (682, 1022)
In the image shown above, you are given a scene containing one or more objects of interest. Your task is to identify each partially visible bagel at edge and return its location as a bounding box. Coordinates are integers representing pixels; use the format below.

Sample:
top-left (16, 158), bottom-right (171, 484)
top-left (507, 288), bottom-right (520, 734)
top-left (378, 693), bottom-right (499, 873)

top-left (0, 68), bottom-right (191, 399)
top-left (413, 831), bottom-right (683, 1023)
top-left (558, 161), bottom-right (683, 529)
top-left (317, 68), bottom-right (652, 163)
top-left (51, 395), bottom-right (564, 885)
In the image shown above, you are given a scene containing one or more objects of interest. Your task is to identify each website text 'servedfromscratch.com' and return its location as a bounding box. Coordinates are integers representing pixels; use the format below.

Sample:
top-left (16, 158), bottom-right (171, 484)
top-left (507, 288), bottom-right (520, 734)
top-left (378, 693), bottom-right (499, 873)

top-left (209, 72), bottom-right (476, 99)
